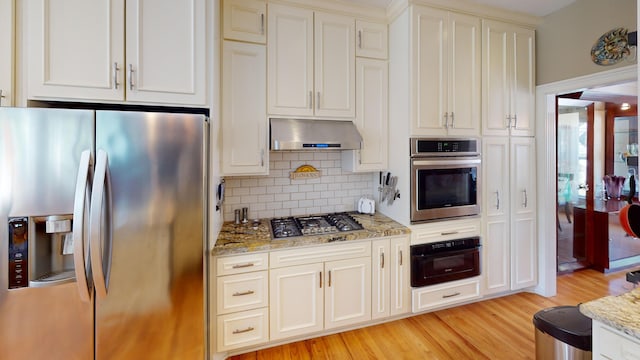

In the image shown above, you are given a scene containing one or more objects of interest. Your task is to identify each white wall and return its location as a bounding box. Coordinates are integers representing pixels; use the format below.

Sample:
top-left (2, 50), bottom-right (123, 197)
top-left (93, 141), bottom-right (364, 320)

top-left (536, 0), bottom-right (637, 85)
top-left (221, 151), bottom-right (375, 221)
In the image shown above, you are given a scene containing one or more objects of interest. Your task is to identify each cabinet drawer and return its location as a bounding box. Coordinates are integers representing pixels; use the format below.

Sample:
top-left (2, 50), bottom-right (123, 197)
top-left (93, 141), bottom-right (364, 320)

top-left (217, 271), bottom-right (268, 315)
top-left (216, 252), bottom-right (269, 276)
top-left (411, 218), bottom-right (481, 245)
top-left (217, 308), bottom-right (269, 352)
top-left (412, 278), bottom-right (481, 313)
top-left (270, 241), bottom-right (371, 268)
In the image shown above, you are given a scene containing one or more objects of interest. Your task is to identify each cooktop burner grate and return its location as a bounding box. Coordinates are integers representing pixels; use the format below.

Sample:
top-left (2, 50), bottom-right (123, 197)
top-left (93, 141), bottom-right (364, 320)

top-left (270, 212), bottom-right (363, 239)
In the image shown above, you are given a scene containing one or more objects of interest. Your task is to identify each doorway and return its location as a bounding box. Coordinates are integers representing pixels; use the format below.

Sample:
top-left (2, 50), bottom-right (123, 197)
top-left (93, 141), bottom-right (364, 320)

top-left (554, 79), bottom-right (639, 274)
top-left (536, 65), bottom-right (637, 297)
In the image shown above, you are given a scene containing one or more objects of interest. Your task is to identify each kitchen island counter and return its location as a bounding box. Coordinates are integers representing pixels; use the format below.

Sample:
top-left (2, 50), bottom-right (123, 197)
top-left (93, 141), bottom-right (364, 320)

top-left (212, 212), bottom-right (410, 256)
top-left (580, 287), bottom-right (640, 340)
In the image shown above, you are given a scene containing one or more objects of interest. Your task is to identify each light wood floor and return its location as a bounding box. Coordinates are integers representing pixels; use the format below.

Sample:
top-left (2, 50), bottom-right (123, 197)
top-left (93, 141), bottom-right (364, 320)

top-left (229, 268), bottom-right (636, 360)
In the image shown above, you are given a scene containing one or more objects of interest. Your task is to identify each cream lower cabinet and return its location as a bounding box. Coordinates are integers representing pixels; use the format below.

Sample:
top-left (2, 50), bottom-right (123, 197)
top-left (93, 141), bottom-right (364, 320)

top-left (27, 0), bottom-right (207, 106)
top-left (372, 235), bottom-right (410, 319)
top-left (593, 320), bottom-right (640, 359)
top-left (483, 137), bottom-right (537, 295)
top-left (0, 0), bottom-right (13, 106)
top-left (269, 242), bottom-right (371, 341)
top-left (215, 253), bottom-right (269, 352)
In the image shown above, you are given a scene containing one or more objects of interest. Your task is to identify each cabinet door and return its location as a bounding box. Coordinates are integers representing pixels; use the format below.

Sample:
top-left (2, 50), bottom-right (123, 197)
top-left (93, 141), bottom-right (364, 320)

top-left (125, 0), bottom-right (206, 105)
top-left (509, 27), bottom-right (535, 137)
top-left (482, 20), bottom-right (510, 136)
top-left (510, 137), bottom-right (537, 290)
top-left (221, 41), bottom-right (268, 175)
top-left (482, 138), bottom-right (510, 295)
top-left (371, 239), bottom-right (390, 320)
top-left (390, 236), bottom-right (410, 316)
top-left (267, 4), bottom-right (314, 116)
top-left (269, 263), bottom-right (323, 340)
top-left (314, 11), bottom-right (355, 118)
top-left (342, 58), bottom-right (388, 172)
top-left (447, 12), bottom-right (480, 136)
top-left (325, 257), bottom-right (371, 329)
top-left (0, 0), bottom-right (13, 106)
top-left (27, 0), bottom-right (125, 102)
top-left (356, 20), bottom-right (388, 59)
top-left (411, 6), bottom-right (447, 136)
top-left (223, 0), bottom-right (266, 43)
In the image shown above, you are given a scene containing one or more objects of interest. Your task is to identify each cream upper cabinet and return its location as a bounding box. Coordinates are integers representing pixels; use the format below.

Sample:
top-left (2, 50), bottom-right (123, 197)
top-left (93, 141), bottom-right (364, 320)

top-left (411, 6), bottom-right (480, 136)
top-left (482, 137), bottom-right (537, 295)
top-left (0, 0), bottom-right (14, 107)
top-left (27, 0), bottom-right (207, 106)
top-left (342, 58), bottom-right (388, 172)
top-left (268, 4), bottom-right (355, 118)
top-left (482, 20), bottom-right (535, 137)
top-left (221, 41), bottom-right (268, 176)
top-left (355, 20), bottom-right (387, 59)
top-left (223, 0), bottom-right (266, 43)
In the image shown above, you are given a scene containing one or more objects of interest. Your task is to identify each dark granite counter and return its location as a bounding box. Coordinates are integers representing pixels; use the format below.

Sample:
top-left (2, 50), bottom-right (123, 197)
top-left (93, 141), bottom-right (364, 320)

top-left (212, 212), bottom-right (410, 256)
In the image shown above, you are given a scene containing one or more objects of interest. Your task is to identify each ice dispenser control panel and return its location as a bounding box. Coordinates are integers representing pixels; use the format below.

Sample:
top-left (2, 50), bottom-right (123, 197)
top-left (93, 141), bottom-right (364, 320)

top-left (8, 217), bottom-right (28, 289)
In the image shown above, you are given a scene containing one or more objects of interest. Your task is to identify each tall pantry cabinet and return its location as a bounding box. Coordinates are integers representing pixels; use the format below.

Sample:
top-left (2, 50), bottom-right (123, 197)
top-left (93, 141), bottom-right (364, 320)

top-left (481, 18), bottom-right (537, 295)
top-left (0, 0), bottom-right (13, 106)
top-left (26, 0), bottom-right (207, 106)
top-left (483, 137), bottom-right (537, 294)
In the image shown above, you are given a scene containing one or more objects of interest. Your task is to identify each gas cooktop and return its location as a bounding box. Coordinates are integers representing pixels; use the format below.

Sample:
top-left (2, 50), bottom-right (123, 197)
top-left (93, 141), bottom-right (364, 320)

top-left (270, 212), bottom-right (364, 239)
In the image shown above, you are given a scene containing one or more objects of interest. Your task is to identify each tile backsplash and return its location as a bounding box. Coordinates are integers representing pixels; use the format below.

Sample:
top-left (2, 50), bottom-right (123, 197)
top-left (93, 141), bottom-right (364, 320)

top-left (222, 151), bottom-right (375, 221)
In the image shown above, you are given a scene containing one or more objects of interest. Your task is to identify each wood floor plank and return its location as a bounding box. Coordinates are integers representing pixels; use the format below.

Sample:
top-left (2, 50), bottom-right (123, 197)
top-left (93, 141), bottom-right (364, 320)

top-left (228, 268), bottom-right (634, 360)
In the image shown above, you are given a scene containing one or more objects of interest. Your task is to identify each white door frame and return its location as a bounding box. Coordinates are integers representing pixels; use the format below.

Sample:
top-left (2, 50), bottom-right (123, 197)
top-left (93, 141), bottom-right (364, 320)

top-left (534, 64), bottom-right (637, 297)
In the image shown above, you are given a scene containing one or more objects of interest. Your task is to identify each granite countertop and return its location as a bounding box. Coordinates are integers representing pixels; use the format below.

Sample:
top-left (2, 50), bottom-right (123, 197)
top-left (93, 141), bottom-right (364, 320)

top-left (580, 287), bottom-right (640, 339)
top-left (212, 212), bottom-right (411, 256)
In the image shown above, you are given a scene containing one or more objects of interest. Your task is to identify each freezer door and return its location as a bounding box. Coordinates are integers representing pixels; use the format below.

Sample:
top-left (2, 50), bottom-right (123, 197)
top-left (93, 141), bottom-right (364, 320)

top-left (94, 111), bottom-right (207, 359)
top-left (0, 108), bottom-right (94, 360)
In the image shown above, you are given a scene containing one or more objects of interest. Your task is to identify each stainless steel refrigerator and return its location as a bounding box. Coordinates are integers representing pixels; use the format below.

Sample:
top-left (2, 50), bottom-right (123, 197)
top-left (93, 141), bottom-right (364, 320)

top-left (0, 108), bottom-right (208, 359)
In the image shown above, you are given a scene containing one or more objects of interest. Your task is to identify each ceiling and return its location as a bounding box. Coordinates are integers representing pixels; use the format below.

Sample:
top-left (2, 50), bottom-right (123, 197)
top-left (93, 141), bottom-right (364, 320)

top-left (343, 0), bottom-right (577, 17)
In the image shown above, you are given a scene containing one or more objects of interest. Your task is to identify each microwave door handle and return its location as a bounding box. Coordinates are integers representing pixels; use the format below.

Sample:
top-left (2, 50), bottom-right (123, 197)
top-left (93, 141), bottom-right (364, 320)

top-left (72, 150), bottom-right (93, 303)
top-left (89, 150), bottom-right (113, 299)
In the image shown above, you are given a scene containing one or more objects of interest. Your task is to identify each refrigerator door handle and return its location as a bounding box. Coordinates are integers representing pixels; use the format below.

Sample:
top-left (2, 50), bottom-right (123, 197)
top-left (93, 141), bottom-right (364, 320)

top-left (89, 149), bottom-right (113, 299)
top-left (72, 150), bottom-right (93, 302)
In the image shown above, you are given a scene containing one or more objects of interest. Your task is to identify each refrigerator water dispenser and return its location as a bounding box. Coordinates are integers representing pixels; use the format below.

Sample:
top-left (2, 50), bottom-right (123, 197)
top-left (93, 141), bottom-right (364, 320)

top-left (27, 215), bottom-right (76, 288)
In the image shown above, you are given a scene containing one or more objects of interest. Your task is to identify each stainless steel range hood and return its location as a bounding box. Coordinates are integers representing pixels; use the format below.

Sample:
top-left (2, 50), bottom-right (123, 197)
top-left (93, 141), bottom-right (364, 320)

top-left (270, 118), bottom-right (363, 150)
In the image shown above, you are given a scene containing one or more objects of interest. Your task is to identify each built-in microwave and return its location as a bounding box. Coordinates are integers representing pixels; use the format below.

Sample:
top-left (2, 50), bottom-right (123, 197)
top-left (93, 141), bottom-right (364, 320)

top-left (410, 138), bottom-right (481, 223)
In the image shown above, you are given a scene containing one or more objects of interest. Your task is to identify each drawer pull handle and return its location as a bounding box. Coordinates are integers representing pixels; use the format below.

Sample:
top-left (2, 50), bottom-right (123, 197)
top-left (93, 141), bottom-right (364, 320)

top-left (441, 231), bottom-right (459, 236)
top-left (232, 326), bottom-right (255, 334)
top-left (232, 290), bottom-right (255, 296)
top-left (399, 250), bottom-right (403, 266)
top-left (232, 263), bottom-right (255, 269)
top-left (442, 292), bottom-right (461, 299)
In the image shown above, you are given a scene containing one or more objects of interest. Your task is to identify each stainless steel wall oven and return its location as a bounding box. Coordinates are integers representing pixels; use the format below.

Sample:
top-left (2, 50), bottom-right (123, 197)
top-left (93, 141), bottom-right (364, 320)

top-left (410, 138), bottom-right (481, 223)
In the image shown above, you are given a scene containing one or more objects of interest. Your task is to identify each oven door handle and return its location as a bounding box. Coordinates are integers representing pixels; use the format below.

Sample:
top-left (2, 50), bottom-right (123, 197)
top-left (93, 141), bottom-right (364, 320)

top-left (411, 158), bottom-right (481, 166)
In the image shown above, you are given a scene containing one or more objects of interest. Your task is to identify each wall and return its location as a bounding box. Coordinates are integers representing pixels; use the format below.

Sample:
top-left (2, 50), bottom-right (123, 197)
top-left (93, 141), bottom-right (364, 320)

top-left (221, 151), bottom-right (375, 222)
top-left (536, 0), bottom-right (637, 85)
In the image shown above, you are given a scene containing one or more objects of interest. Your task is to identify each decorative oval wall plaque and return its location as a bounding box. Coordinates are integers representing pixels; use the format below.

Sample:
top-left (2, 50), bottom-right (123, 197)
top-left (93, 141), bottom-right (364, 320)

top-left (591, 27), bottom-right (630, 65)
